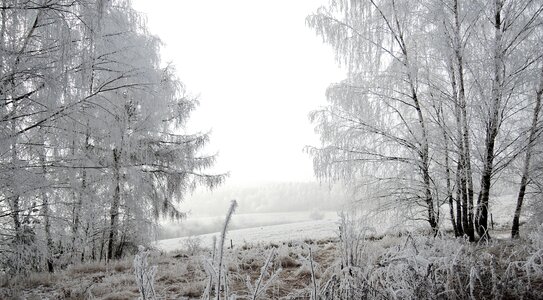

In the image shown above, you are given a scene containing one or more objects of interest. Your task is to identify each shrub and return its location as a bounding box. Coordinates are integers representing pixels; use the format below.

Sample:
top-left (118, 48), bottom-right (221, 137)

top-left (183, 235), bottom-right (202, 255)
top-left (133, 246), bottom-right (157, 300)
top-left (309, 210), bottom-right (325, 221)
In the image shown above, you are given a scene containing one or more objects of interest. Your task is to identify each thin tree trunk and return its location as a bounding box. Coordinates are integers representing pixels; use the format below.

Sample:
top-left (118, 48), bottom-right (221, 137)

top-left (39, 134), bottom-right (54, 272)
top-left (453, 0), bottom-right (474, 241)
top-left (458, 41), bottom-right (475, 241)
top-left (455, 162), bottom-right (464, 236)
top-left (9, 79), bottom-right (21, 245)
top-left (372, 0), bottom-right (437, 232)
top-left (41, 185), bottom-right (54, 273)
top-left (461, 106), bottom-right (475, 239)
top-left (476, 0), bottom-right (503, 240)
top-left (460, 158), bottom-right (471, 239)
top-left (455, 85), bottom-right (468, 240)
top-left (91, 227), bottom-right (97, 261)
top-left (447, 49), bottom-right (465, 237)
top-left (512, 69), bottom-right (543, 238)
top-left (82, 222), bottom-right (90, 262)
top-left (409, 59), bottom-right (437, 233)
top-left (70, 134), bottom-right (80, 258)
top-left (71, 124), bottom-right (89, 258)
top-left (404, 44), bottom-right (437, 232)
top-left (438, 104), bottom-right (458, 236)
top-left (72, 23), bottom-right (95, 254)
top-left (115, 206), bottom-right (131, 258)
top-left (107, 148), bottom-right (121, 261)
top-left (99, 216), bottom-right (107, 262)
top-left (444, 127), bottom-right (458, 236)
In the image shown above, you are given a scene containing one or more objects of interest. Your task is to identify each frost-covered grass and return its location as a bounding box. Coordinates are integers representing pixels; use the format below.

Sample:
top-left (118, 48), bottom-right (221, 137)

top-left (3, 222), bottom-right (543, 299)
top-left (331, 233), bottom-right (543, 299)
top-left (0, 239), bottom-right (338, 299)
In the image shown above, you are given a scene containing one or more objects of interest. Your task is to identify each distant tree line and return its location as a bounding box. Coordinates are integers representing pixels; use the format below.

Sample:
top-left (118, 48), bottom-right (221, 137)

top-left (187, 182), bottom-right (349, 216)
top-left (0, 0), bottom-right (223, 274)
top-left (307, 0), bottom-right (543, 241)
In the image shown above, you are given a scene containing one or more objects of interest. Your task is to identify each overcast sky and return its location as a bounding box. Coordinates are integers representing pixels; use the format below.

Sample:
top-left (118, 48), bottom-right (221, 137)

top-left (132, 0), bottom-right (344, 184)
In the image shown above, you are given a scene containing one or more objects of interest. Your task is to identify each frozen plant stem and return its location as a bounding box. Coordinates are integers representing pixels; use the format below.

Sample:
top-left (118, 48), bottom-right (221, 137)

top-left (216, 200), bottom-right (237, 300)
top-left (250, 248), bottom-right (281, 300)
top-left (134, 246), bottom-right (157, 300)
top-left (212, 235), bottom-right (217, 261)
top-left (309, 246), bottom-right (317, 300)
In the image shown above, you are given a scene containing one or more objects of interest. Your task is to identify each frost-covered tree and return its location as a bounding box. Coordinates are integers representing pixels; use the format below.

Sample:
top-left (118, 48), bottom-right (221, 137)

top-left (471, 0), bottom-right (543, 239)
top-left (306, 0), bottom-right (441, 231)
top-left (307, 0), bottom-right (543, 238)
top-left (429, 0), bottom-right (478, 240)
top-left (0, 0), bottom-right (224, 273)
top-left (512, 65), bottom-right (543, 239)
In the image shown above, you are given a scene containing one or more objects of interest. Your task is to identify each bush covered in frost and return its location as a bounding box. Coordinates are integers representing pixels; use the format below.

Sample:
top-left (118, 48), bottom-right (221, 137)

top-left (134, 245), bottom-right (157, 300)
top-left (322, 214), bottom-right (543, 299)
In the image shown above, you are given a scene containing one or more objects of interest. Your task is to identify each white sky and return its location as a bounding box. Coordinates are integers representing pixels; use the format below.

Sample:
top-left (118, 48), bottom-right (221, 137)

top-left (132, 0), bottom-right (344, 184)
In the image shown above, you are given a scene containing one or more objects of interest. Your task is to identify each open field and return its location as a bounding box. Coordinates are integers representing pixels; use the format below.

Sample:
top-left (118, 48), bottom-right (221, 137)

top-left (158, 211), bottom-right (339, 240)
top-left (156, 218), bottom-right (338, 253)
top-left (2, 237), bottom-right (339, 299)
top-left (3, 213), bottom-right (543, 299)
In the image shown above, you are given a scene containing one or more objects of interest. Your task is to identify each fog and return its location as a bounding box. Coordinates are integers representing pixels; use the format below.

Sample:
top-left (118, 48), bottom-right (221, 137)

top-left (159, 181), bottom-right (350, 239)
top-left (131, 0), bottom-right (344, 185)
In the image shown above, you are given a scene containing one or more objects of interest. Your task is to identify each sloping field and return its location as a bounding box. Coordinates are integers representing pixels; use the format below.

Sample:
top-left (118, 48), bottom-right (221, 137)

top-left (155, 218), bottom-right (339, 252)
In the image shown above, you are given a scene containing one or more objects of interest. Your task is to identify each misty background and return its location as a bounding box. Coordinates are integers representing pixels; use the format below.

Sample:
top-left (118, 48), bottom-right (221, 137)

top-left (130, 0), bottom-right (351, 240)
top-left (158, 182), bottom-right (349, 239)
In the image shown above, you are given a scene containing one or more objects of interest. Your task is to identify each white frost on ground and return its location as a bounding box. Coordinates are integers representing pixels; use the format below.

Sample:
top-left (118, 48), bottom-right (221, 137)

top-left (154, 218), bottom-right (339, 252)
top-left (155, 199), bottom-right (520, 253)
top-left (159, 210), bottom-right (339, 238)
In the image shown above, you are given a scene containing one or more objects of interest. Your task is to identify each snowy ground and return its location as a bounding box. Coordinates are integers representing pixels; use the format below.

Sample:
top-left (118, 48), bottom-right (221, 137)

top-left (155, 218), bottom-right (339, 252)
top-left (155, 200), bottom-right (521, 253)
top-left (154, 208), bottom-right (417, 252)
top-left (158, 210), bottom-right (339, 239)
top-left (6, 204), bottom-right (537, 299)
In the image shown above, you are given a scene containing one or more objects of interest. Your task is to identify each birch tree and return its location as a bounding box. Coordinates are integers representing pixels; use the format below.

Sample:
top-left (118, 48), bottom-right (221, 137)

top-left (307, 0), bottom-right (440, 231)
top-left (308, 0), bottom-right (543, 238)
top-left (472, 0), bottom-right (543, 239)
top-left (512, 66), bottom-right (543, 238)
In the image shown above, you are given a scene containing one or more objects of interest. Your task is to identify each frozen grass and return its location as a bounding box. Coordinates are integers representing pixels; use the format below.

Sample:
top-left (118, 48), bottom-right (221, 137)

top-left (68, 261), bottom-right (108, 275)
top-left (134, 246), bottom-right (157, 299)
top-left (1, 239), bottom-right (337, 299)
top-left (3, 221), bottom-right (543, 299)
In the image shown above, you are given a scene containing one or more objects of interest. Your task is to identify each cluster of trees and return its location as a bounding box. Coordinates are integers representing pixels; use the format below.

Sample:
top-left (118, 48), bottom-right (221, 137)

top-left (307, 0), bottom-right (543, 241)
top-left (0, 0), bottom-right (223, 274)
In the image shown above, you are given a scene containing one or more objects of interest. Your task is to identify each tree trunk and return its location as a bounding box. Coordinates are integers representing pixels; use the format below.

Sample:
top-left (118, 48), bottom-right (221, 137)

top-left (453, 0), bottom-right (474, 241)
top-left (382, 2), bottom-right (438, 232)
top-left (443, 120), bottom-right (458, 236)
top-left (107, 148), bottom-right (121, 261)
top-left (405, 53), bottom-right (437, 232)
top-left (512, 69), bottom-right (543, 238)
top-left (449, 53), bottom-right (468, 238)
top-left (39, 135), bottom-right (54, 273)
top-left (455, 162), bottom-right (464, 236)
top-left (476, 0), bottom-right (503, 240)
top-left (71, 124), bottom-right (89, 259)
top-left (458, 37), bottom-right (475, 241)
top-left (477, 139), bottom-right (496, 240)
top-left (9, 84), bottom-right (21, 244)
top-left (448, 50), bottom-right (465, 237)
